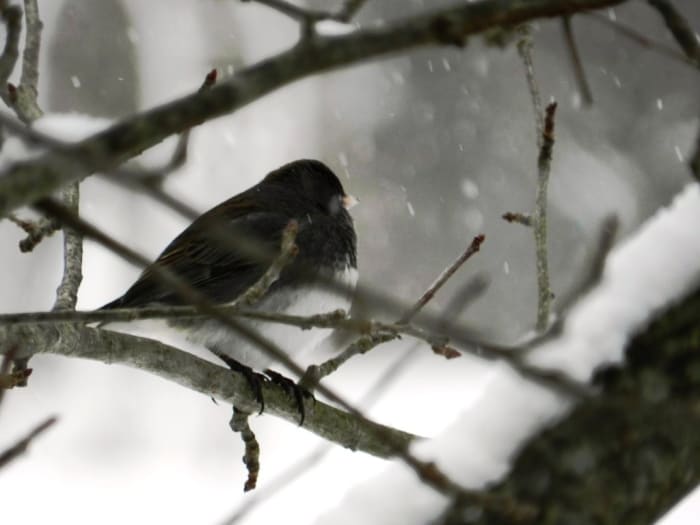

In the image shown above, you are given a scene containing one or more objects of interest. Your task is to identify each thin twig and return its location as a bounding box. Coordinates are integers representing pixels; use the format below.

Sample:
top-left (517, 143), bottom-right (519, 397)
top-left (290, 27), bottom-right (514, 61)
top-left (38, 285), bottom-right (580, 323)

top-left (13, 0), bottom-right (43, 122)
top-left (221, 446), bottom-right (329, 525)
top-left (585, 12), bottom-right (695, 67)
top-left (3, 1), bottom-right (59, 259)
top-left (533, 102), bottom-right (557, 332)
top-left (6, 213), bottom-right (60, 252)
top-left (521, 215), bottom-right (619, 355)
top-left (231, 407), bottom-right (260, 492)
top-left (0, 416), bottom-right (57, 470)
top-left (337, 0), bottom-right (368, 21)
top-left (439, 275), bottom-right (490, 326)
top-left (221, 345), bottom-right (423, 525)
top-left (647, 0), bottom-right (700, 186)
top-left (303, 235), bottom-right (485, 387)
top-left (517, 25), bottom-right (544, 146)
top-left (0, 308), bottom-right (443, 356)
top-left (399, 235), bottom-right (485, 324)
top-left (515, 28), bottom-right (556, 333)
top-left (243, 0), bottom-right (330, 22)
top-left (52, 183), bottom-right (83, 311)
top-left (0, 4), bottom-right (21, 97)
top-left (243, 0), bottom-right (366, 26)
top-left (556, 215), bottom-right (618, 315)
top-left (691, 126), bottom-right (700, 182)
top-left (113, 69), bottom-right (216, 183)
top-left (0, 346), bottom-right (25, 410)
top-left (502, 211), bottom-right (533, 227)
top-left (647, 0), bottom-right (700, 68)
top-left (561, 16), bottom-right (593, 106)
top-left (242, 0), bottom-right (331, 37)
top-left (234, 220), bottom-right (298, 307)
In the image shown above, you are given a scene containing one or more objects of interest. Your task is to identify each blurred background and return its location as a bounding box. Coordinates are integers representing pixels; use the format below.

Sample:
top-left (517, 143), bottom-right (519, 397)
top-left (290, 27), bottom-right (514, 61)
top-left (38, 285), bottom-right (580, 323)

top-left (0, 0), bottom-right (698, 523)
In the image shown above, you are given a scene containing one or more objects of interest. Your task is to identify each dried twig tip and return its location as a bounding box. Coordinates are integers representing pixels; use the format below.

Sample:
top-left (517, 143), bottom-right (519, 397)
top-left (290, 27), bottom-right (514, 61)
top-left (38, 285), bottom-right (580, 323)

top-left (204, 68), bottom-right (217, 85)
top-left (543, 101), bottom-right (558, 140)
top-left (6, 82), bottom-right (16, 97)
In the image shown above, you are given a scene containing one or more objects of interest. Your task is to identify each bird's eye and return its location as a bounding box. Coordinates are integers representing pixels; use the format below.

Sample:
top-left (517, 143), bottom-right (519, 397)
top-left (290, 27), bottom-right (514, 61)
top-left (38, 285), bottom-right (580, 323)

top-left (327, 196), bottom-right (341, 215)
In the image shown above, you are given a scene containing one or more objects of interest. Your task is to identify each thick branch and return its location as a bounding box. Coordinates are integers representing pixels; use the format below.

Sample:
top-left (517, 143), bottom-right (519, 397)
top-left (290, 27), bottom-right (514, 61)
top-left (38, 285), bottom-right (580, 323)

top-left (443, 285), bottom-right (700, 524)
top-left (0, 323), bottom-right (416, 459)
top-left (0, 0), bottom-right (626, 217)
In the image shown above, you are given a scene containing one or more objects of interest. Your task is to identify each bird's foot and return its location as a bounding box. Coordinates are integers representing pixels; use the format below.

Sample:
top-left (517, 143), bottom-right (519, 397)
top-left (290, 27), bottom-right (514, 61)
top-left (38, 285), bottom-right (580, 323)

top-left (264, 369), bottom-right (315, 426)
top-left (217, 354), bottom-right (268, 415)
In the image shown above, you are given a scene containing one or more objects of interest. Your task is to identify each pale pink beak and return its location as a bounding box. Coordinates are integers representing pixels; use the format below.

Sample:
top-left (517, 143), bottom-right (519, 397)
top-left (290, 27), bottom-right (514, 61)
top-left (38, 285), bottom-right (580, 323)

top-left (342, 194), bottom-right (359, 210)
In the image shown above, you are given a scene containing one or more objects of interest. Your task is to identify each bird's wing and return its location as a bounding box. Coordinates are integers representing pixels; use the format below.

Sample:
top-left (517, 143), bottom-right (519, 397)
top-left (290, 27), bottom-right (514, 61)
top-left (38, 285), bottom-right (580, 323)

top-left (102, 195), bottom-right (290, 308)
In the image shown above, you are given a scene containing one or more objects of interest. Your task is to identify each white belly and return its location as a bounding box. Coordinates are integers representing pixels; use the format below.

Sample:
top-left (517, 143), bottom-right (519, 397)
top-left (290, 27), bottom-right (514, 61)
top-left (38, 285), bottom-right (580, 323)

top-left (190, 267), bottom-right (358, 369)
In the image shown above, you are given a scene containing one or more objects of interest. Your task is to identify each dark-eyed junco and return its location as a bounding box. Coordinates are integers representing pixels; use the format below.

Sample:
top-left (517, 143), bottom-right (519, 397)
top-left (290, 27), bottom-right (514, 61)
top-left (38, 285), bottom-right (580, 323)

top-left (102, 159), bottom-right (358, 374)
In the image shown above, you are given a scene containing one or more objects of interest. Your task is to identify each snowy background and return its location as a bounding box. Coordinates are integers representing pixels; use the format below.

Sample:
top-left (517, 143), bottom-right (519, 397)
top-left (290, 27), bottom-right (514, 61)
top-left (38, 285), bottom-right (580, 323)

top-left (0, 0), bottom-right (699, 524)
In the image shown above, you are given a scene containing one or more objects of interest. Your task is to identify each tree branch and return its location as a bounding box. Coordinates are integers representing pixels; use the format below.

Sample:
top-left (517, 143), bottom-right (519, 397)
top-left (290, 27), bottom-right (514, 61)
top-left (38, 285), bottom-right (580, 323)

top-left (0, 0), bottom-right (627, 218)
top-left (517, 26), bottom-right (544, 144)
top-left (52, 184), bottom-right (82, 311)
top-left (0, 4), bottom-right (21, 97)
top-left (561, 16), bottom-right (593, 106)
top-left (12, 0), bottom-right (43, 122)
top-left (0, 323), bottom-right (416, 459)
top-left (446, 285), bottom-right (700, 524)
top-left (533, 102), bottom-right (557, 332)
top-left (647, 0), bottom-right (700, 67)
top-left (0, 416), bottom-right (56, 470)
top-left (586, 12), bottom-right (696, 67)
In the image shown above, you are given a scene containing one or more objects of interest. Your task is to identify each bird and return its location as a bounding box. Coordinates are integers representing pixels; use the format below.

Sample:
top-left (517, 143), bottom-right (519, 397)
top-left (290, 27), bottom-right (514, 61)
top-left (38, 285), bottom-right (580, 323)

top-left (101, 159), bottom-right (358, 408)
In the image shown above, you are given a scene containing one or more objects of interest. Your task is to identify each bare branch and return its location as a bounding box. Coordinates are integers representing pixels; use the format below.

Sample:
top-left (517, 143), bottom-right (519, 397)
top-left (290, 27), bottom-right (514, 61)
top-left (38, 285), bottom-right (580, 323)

top-left (556, 215), bottom-right (619, 315)
top-left (6, 213), bottom-right (59, 252)
top-left (52, 184), bottom-right (82, 311)
top-left (502, 211), bottom-right (533, 227)
top-left (230, 407), bottom-right (260, 492)
top-left (13, 0), bottom-right (43, 122)
top-left (243, 0), bottom-right (332, 24)
top-left (243, 0), bottom-right (367, 27)
top-left (234, 220), bottom-right (299, 307)
top-left (337, 0), bottom-right (368, 21)
top-left (304, 235), bottom-right (485, 386)
top-left (561, 16), bottom-right (593, 106)
top-left (0, 0), bottom-right (628, 218)
top-left (398, 234), bottom-right (485, 324)
top-left (585, 12), bottom-right (696, 67)
top-left (0, 324), bottom-right (415, 458)
top-left (514, 30), bottom-right (557, 333)
top-left (691, 126), bottom-right (700, 182)
top-left (0, 416), bottom-right (57, 470)
top-left (533, 102), bottom-right (558, 332)
top-left (647, 0), bottom-right (700, 68)
top-left (517, 25), bottom-right (544, 145)
top-left (0, 4), bottom-right (21, 95)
